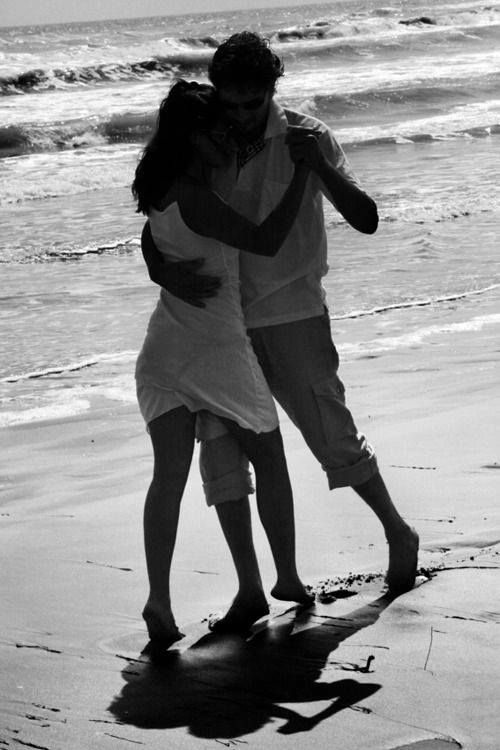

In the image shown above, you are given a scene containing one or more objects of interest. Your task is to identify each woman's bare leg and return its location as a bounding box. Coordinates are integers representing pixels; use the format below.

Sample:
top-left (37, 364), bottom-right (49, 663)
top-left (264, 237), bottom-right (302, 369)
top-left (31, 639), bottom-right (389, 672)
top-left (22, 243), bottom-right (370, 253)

top-left (142, 406), bottom-right (195, 645)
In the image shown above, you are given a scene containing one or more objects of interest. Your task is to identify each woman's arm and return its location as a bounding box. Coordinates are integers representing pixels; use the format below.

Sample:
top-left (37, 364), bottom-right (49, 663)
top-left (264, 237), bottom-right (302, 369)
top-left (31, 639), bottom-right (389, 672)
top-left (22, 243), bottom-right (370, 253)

top-left (177, 163), bottom-right (309, 257)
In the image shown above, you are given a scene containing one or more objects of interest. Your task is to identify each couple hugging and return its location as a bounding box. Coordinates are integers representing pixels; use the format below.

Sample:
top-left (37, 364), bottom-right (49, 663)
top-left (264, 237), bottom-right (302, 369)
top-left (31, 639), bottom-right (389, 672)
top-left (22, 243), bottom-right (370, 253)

top-left (132, 31), bottom-right (419, 655)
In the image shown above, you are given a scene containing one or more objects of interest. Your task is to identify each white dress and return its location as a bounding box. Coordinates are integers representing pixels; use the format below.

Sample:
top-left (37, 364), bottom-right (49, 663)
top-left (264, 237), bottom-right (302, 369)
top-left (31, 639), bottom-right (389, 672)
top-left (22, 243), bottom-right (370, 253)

top-left (135, 202), bottom-right (279, 435)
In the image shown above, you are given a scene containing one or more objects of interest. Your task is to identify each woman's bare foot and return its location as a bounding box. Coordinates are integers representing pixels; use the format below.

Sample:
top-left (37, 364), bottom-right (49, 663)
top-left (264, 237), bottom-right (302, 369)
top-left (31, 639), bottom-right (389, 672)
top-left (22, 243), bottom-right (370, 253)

top-left (386, 524), bottom-right (419, 595)
top-left (208, 592), bottom-right (270, 634)
top-left (271, 578), bottom-right (315, 607)
top-left (142, 603), bottom-right (184, 647)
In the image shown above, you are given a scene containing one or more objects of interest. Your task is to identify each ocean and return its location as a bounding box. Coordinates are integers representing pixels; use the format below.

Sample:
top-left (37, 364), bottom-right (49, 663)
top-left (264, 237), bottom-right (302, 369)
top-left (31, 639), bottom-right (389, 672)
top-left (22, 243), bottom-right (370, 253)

top-left (1, 0), bottom-right (499, 428)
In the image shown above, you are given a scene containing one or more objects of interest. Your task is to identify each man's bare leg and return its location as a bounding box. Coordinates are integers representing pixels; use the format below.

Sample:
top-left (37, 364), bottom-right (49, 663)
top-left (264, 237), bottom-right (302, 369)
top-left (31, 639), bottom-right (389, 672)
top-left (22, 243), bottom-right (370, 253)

top-left (353, 472), bottom-right (419, 594)
top-left (214, 497), bottom-right (270, 629)
top-left (211, 425), bottom-right (312, 633)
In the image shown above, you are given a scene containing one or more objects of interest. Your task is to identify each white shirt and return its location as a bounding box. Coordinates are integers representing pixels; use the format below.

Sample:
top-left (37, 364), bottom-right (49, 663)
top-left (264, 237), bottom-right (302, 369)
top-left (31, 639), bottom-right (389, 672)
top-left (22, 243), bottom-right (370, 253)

top-left (212, 100), bottom-right (361, 328)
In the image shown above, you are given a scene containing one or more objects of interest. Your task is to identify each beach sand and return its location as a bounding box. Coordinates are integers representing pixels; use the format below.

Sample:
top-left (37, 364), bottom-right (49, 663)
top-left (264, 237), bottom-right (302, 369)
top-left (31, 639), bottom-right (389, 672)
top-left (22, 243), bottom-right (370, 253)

top-left (1, 291), bottom-right (499, 749)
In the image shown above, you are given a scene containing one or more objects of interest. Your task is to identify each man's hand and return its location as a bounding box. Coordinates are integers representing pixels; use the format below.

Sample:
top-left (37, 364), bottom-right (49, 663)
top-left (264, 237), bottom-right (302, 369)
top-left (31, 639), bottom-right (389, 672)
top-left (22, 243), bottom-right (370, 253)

top-left (285, 126), bottom-right (323, 172)
top-left (141, 222), bottom-right (221, 308)
top-left (286, 127), bottom-right (378, 234)
top-left (154, 257), bottom-right (222, 308)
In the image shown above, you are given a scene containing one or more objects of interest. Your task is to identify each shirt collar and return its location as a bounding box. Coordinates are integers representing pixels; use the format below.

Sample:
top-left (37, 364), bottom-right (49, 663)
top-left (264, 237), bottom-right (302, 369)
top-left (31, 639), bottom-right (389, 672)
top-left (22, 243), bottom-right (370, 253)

top-left (264, 99), bottom-right (288, 140)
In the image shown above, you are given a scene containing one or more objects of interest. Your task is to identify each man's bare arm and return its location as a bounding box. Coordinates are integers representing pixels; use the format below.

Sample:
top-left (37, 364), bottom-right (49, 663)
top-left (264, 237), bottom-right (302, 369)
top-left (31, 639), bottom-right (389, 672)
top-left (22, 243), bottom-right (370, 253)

top-left (286, 128), bottom-right (378, 235)
top-left (141, 222), bottom-right (221, 308)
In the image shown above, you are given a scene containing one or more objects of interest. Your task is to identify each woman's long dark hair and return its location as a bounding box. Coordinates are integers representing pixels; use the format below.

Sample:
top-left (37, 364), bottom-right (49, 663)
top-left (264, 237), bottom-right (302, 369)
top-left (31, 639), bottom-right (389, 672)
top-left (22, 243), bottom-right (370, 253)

top-left (132, 80), bottom-right (217, 215)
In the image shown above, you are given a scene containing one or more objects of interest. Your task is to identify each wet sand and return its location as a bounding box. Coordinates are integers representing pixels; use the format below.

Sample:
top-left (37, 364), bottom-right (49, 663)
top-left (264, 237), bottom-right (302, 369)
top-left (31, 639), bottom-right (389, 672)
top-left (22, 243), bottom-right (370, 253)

top-left (1, 290), bottom-right (499, 749)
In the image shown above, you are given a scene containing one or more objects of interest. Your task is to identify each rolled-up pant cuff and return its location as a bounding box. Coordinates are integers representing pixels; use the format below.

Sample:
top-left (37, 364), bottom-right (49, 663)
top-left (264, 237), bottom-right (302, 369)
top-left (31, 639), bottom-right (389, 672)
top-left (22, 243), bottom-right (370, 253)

top-left (203, 470), bottom-right (255, 507)
top-left (326, 452), bottom-right (379, 490)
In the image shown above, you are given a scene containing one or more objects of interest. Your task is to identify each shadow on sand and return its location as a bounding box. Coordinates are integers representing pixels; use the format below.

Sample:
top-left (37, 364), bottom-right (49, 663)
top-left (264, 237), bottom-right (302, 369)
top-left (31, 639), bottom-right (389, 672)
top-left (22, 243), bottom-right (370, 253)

top-left (109, 593), bottom-right (394, 739)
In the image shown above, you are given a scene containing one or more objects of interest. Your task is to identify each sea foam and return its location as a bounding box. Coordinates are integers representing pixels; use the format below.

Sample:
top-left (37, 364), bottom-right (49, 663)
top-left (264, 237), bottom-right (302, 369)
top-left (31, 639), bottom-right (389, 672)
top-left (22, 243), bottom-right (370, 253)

top-left (338, 312), bottom-right (500, 359)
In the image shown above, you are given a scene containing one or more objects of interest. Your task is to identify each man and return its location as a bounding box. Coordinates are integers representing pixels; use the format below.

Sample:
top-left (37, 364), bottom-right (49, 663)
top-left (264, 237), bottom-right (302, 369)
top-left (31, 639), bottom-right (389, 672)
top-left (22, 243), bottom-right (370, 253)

top-left (142, 32), bottom-right (418, 629)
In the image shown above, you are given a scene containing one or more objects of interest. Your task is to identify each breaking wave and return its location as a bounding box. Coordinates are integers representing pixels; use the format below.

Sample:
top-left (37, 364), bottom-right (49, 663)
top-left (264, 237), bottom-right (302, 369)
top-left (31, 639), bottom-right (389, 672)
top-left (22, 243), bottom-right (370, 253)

top-left (2, 4), bottom-right (499, 96)
top-left (0, 113), bottom-right (155, 157)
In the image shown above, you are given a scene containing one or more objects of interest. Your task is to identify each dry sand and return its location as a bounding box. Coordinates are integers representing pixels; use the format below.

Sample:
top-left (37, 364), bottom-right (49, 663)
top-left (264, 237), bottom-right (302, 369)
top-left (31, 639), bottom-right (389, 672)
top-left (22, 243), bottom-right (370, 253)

top-left (1, 291), bottom-right (499, 749)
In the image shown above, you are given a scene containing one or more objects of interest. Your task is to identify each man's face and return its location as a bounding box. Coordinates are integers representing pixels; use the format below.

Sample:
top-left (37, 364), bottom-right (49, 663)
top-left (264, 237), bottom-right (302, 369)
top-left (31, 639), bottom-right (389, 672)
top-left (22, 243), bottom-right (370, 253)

top-left (216, 86), bottom-right (273, 141)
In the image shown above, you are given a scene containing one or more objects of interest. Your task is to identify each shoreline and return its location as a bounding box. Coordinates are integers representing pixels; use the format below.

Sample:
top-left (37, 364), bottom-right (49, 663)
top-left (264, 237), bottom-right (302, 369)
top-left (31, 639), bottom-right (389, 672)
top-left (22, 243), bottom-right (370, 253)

top-left (1, 290), bottom-right (499, 748)
top-left (2, 5), bottom-right (500, 746)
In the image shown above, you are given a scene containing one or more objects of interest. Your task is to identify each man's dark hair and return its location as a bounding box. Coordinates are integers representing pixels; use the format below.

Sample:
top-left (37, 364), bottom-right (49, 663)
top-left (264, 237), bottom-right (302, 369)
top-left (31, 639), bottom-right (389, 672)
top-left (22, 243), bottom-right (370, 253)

top-left (208, 31), bottom-right (284, 92)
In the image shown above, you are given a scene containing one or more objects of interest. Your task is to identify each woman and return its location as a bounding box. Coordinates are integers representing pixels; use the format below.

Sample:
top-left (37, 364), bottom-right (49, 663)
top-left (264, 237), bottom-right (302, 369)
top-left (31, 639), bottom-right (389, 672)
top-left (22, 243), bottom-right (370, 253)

top-left (132, 80), bottom-right (312, 651)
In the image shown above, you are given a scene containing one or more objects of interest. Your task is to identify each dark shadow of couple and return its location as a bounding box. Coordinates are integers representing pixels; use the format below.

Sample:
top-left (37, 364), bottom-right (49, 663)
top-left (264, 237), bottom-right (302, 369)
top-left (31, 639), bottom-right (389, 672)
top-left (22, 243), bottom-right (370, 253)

top-left (108, 592), bottom-right (394, 740)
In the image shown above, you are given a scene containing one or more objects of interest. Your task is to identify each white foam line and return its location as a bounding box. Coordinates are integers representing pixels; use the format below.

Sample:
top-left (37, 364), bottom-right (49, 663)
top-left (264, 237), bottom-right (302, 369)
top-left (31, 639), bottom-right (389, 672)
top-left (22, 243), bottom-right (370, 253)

top-left (339, 312), bottom-right (500, 357)
top-left (331, 284), bottom-right (500, 321)
top-left (0, 400), bottom-right (91, 427)
top-left (1, 350), bottom-right (138, 384)
top-left (3, 286), bottom-right (499, 384)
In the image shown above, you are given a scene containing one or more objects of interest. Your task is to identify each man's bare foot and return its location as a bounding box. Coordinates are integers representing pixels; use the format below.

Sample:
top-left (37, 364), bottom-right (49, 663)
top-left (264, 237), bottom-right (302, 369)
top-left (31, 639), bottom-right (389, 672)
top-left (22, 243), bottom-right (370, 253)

top-left (271, 579), bottom-right (315, 607)
top-left (142, 632), bottom-right (184, 661)
top-left (208, 593), bottom-right (269, 634)
top-left (386, 524), bottom-right (419, 595)
top-left (142, 604), bottom-right (184, 646)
